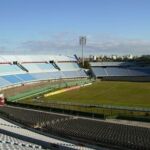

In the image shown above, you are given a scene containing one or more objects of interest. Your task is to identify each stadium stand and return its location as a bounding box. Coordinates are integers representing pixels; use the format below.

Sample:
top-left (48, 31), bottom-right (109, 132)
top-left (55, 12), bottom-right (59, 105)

top-left (0, 77), bottom-right (12, 88)
top-left (56, 62), bottom-right (79, 71)
top-left (2, 75), bottom-right (22, 84)
top-left (21, 63), bottom-right (58, 73)
top-left (0, 105), bottom-right (149, 150)
top-left (62, 70), bottom-right (87, 78)
top-left (0, 133), bottom-right (43, 150)
top-left (15, 74), bottom-right (36, 82)
top-left (0, 56), bottom-right (149, 149)
top-left (0, 55), bottom-right (87, 89)
top-left (91, 67), bottom-right (107, 77)
top-left (0, 64), bottom-right (24, 75)
top-left (30, 72), bottom-right (62, 80)
top-left (0, 107), bottom-right (93, 150)
top-left (90, 62), bottom-right (150, 81)
top-left (106, 67), bottom-right (129, 76)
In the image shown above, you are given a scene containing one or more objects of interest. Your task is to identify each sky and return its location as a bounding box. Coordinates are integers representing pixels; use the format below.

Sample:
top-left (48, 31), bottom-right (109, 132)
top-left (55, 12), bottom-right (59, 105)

top-left (0, 0), bottom-right (150, 56)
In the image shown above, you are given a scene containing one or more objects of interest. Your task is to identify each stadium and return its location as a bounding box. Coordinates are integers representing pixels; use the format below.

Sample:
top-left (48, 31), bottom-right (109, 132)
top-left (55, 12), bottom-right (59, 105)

top-left (0, 54), bottom-right (150, 150)
top-left (1, 1), bottom-right (150, 149)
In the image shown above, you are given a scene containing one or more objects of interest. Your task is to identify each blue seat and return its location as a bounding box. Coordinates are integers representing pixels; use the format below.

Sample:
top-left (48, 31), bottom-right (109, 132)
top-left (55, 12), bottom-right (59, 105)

top-left (92, 66), bottom-right (150, 77)
top-left (30, 73), bottom-right (51, 80)
top-left (0, 64), bottom-right (23, 74)
top-left (57, 62), bottom-right (80, 71)
top-left (47, 72), bottom-right (62, 79)
top-left (106, 67), bottom-right (129, 76)
top-left (0, 77), bottom-right (12, 87)
top-left (16, 74), bottom-right (36, 82)
top-left (2, 75), bottom-right (21, 84)
top-left (37, 63), bottom-right (56, 70)
top-left (129, 67), bottom-right (150, 76)
top-left (62, 70), bottom-right (87, 78)
top-left (91, 67), bottom-right (107, 77)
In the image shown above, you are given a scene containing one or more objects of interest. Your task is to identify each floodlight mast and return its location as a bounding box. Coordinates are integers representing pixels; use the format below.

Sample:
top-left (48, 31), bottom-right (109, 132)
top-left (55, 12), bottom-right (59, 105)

top-left (79, 36), bottom-right (86, 67)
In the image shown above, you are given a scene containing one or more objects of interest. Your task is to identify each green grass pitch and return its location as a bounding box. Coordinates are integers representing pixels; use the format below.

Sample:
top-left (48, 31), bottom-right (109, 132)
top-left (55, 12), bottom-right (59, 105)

top-left (43, 81), bottom-right (150, 108)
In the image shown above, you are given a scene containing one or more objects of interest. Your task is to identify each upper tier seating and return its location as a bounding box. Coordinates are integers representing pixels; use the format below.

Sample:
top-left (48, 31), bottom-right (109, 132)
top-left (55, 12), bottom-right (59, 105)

top-left (57, 62), bottom-right (80, 71)
top-left (36, 63), bottom-right (56, 70)
top-left (0, 64), bottom-right (24, 75)
top-left (21, 63), bottom-right (57, 73)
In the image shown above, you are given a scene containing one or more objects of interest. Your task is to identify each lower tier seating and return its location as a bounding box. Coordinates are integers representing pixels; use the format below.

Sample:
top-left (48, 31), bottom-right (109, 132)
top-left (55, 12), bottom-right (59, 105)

top-left (0, 106), bottom-right (149, 150)
top-left (92, 67), bottom-right (150, 77)
top-left (0, 70), bottom-right (87, 88)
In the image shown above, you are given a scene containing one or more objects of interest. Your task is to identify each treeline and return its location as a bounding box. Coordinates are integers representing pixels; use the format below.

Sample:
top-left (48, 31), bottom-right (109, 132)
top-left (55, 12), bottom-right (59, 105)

top-left (135, 55), bottom-right (150, 63)
top-left (78, 55), bottom-right (150, 69)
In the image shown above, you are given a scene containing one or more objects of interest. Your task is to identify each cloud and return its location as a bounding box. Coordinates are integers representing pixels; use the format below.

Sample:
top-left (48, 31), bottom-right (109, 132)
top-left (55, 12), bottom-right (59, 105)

top-left (20, 33), bottom-right (150, 56)
top-left (86, 38), bottom-right (150, 55)
top-left (19, 32), bottom-right (80, 55)
top-left (1, 32), bottom-right (150, 56)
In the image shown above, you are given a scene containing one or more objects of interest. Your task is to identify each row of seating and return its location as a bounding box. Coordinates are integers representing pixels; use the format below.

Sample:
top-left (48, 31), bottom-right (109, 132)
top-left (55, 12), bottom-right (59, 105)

top-left (0, 116), bottom-right (87, 150)
top-left (0, 64), bottom-right (24, 75)
top-left (0, 106), bottom-right (69, 128)
top-left (21, 63), bottom-right (57, 73)
top-left (0, 106), bottom-right (150, 150)
top-left (0, 117), bottom-right (44, 150)
top-left (0, 60), bottom-right (87, 88)
top-left (56, 62), bottom-right (79, 71)
top-left (0, 70), bottom-right (87, 88)
top-left (0, 133), bottom-right (42, 150)
top-left (0, 62), bottom-right (80, 75)
top-left (92, 67), bottom-right (150, 77)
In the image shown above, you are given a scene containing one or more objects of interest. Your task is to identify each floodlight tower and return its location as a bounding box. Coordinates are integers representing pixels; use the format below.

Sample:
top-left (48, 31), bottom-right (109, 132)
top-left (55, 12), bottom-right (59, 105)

top-left (79, 36), bottom-right (86, 67)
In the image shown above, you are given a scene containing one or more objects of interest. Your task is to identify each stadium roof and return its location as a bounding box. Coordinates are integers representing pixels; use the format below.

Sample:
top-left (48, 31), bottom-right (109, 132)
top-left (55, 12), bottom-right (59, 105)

top-left (0, 55), bottom-right (76, 63)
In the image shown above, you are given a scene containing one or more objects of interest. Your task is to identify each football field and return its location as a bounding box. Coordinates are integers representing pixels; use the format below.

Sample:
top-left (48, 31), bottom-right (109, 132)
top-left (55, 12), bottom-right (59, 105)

top-left (43, 81), bottom-right (150, 108)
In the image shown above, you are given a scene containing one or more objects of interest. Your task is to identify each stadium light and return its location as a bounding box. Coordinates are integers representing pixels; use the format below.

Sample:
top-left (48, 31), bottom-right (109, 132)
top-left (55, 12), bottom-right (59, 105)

top-left (79, 36), bottom-right (86, 67)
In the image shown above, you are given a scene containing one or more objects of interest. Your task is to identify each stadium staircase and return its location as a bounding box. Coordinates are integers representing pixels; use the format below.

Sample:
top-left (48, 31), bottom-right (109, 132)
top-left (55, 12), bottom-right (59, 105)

top-left (74, 54), bottom-right (80, 62)
top-left (16, 62), bottom-right (29, 72)
top-left (50, 61), bottom-right (61, 70)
